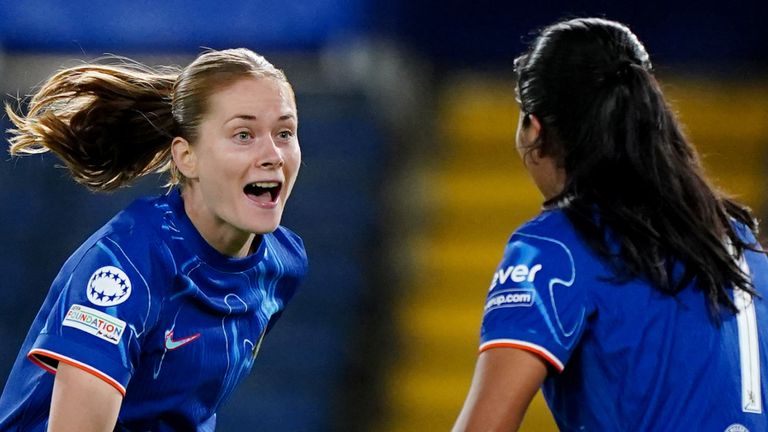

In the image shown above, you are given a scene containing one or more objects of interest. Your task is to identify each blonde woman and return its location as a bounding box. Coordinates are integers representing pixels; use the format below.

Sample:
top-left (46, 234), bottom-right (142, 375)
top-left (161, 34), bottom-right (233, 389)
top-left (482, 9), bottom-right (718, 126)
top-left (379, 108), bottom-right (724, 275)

top-left (0, 48), bottom-right (308, 431)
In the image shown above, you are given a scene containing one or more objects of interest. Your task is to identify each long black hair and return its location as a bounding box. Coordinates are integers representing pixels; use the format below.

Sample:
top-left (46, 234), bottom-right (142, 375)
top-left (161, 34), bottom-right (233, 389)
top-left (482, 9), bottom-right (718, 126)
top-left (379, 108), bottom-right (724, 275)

top-left (514, 17), bottom-right (759, 314)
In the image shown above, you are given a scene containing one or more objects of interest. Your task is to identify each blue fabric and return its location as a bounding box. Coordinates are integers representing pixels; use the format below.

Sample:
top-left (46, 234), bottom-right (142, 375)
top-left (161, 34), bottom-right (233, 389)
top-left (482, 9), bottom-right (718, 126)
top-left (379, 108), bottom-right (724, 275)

top-left (480, 209), bottom-right (768, 431)
top-left (0, 189), bottom-right (307, 431)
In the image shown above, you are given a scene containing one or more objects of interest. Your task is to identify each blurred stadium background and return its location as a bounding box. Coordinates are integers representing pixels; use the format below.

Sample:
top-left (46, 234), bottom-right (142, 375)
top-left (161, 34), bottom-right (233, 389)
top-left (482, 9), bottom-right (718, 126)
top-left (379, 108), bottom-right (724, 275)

top-left (0, 1), bottom-right (765, 430)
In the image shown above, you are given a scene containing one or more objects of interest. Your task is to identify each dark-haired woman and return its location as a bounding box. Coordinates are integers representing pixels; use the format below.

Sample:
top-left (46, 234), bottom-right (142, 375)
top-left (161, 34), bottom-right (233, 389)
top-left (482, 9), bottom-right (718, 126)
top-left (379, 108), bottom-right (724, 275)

top-left (0, 49), bottom-right (307, 431)
top-left (454, 18), bottom-right (767, 431)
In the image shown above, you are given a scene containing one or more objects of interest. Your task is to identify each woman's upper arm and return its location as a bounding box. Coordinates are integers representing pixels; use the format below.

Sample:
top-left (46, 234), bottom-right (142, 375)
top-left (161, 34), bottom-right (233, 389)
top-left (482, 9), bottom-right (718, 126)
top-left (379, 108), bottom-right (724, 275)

top-left (48, 362), bottom-right (123, 432)
top-left (453, 347), bottom-right (549, 432)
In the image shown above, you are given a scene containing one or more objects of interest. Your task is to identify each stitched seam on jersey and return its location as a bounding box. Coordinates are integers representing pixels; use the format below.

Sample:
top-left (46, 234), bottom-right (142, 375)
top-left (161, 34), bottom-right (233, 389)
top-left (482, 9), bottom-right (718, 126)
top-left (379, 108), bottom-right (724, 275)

top-left (255, 262), bottom-right (271, 329)
top-left (479, 339), bottom-right (565, 371)
top-left (265, 236), bottom-right (283, 317)
top-left (104, 237), bottom-right (152, 338)
top-left (514, 232), bottom-right (584, 339)
top-left (27, 348), bottom-right (126, 396)
top-left (27, 353), bottom-right (57, 374)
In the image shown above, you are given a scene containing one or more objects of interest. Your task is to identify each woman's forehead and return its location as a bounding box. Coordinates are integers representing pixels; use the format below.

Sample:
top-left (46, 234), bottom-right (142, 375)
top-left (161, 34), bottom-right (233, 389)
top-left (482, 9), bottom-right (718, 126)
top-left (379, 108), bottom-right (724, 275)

top-left (205, 77), bottom-right (296, 119)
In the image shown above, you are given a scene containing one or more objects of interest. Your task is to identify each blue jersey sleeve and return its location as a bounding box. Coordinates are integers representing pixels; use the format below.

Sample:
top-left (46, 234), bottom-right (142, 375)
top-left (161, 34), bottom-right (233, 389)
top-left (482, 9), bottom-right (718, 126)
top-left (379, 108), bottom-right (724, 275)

top-left (28, 235), bottom-right (157, 396)
top-left (480, 231), bottom-right (588, 372)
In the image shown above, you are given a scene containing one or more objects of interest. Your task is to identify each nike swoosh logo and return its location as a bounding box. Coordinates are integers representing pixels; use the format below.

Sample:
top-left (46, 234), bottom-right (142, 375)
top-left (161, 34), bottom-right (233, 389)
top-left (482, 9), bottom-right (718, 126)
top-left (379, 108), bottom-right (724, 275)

top-left (164, 329), bottom-right (201, 350)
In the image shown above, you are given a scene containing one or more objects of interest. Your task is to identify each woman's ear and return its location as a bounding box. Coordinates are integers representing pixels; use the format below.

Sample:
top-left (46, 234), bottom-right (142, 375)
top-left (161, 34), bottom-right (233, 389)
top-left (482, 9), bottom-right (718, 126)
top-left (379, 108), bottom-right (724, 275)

top-left (171, 137), bottom-right (198, 180)
top-left (523, 113), bottom-right (542, 146)
top-left (520, 114), bottom-right (544, 164)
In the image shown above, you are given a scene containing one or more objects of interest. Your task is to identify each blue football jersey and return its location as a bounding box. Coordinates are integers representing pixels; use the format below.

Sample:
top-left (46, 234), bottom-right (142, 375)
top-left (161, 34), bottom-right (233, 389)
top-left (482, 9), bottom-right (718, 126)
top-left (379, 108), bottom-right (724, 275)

top-left (480, 208), bottom-right (768, 431)
top-left (0, 189), bottom-right (308, 431)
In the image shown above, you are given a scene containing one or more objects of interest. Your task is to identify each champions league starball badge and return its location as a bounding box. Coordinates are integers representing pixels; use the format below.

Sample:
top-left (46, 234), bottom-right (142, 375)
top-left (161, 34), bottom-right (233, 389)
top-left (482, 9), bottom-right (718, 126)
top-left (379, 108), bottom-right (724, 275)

top-left (86, 266), bottom-right (132, 306)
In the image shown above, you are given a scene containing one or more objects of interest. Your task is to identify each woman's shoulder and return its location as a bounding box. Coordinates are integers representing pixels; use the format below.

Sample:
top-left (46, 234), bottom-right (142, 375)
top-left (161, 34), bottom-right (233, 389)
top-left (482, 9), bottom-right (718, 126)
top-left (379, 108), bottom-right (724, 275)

top-left (731, 218), bottom-right (760, 244)
top-left (95, 195), bottom-right (167, 244)
top-left (266, 225), bottom-right (309, 268)
top-left (263, 225), bottom-right (309, 277)
top-left (515, 208), bottom-right (577, 241)
top-left (506, 208), bottom-right (597, 263)
top-left (270, 225), bottom-right (304, 246)
top-left (70, 195), bottom-right (171, 274)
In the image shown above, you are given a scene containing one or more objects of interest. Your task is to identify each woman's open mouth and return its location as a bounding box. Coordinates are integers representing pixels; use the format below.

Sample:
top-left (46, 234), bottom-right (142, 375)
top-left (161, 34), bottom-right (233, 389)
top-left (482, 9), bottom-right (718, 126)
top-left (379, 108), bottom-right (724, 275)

top-left (244, 181), bottom-right (282, 207)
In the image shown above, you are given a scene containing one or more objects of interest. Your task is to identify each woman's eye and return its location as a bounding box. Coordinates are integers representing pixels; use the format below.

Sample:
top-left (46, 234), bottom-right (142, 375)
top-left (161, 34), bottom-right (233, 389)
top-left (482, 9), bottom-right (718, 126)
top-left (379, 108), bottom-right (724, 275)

top-left (235, 131), bottom-right (251, 141)
top-left (277, 130), bottom-right (294, 140)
